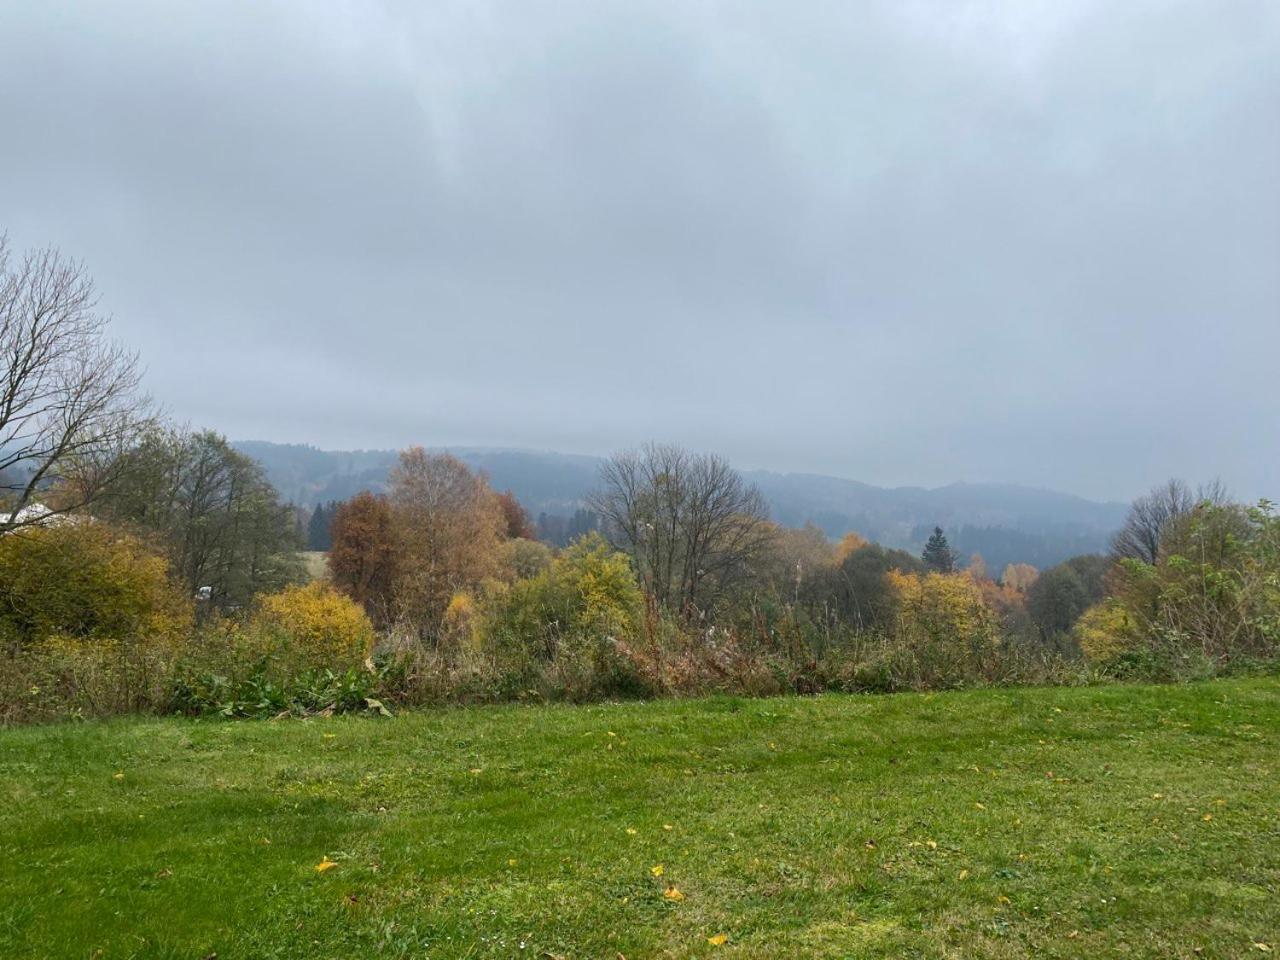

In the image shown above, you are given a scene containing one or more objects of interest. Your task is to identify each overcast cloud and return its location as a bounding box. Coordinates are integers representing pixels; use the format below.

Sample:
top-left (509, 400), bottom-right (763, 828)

top-left (1, 0), bottom-right (1276, 501)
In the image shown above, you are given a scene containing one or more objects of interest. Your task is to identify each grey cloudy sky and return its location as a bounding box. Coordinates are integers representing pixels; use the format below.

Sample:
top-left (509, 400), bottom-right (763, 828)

top-left (2, 0), bottom-right (1277, 501)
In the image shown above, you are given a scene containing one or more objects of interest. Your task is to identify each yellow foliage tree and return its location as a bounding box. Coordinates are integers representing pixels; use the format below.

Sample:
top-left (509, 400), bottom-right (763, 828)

top-left (1001, 563), bottom-right (1039, 593)
top-left (389, 447), bottom-right (508, 635)
top-left (886, 570), bottom-right (1001, 686)
top-left (965, 553), bottom-right (988, 581)
top-left (834, 530), bottom-right (870, 563)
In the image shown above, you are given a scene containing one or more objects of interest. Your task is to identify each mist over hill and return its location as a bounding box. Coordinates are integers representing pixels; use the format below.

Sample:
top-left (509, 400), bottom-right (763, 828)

top-left (235, 441), bottom-right (1126, 571)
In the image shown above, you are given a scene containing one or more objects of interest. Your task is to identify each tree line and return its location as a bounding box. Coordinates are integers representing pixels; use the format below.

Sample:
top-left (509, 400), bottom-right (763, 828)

top-left (2, 236), bottom-right (1276, 721)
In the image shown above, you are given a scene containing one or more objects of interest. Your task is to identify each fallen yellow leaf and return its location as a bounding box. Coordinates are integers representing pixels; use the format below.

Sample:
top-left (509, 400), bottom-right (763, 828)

top-left (314, 857), bottom-right (338, 873)
top-left (707, 933), bottom-right (728, 946)
top-left (663, 885), bottom-right (684, 902)
top-left (926, 840), bottom-right (938, 850)
top-left (626, 827), bottom-right (638, 835)
top-left (958, 869), bottom-right (969, 880)
top-left (663, 824), bottom-right (673, 831)
top-left (112, 772), bottom-right (124, 780)
top-left (1202, 813), bottom-right (1214, 822)
top-left (651, 864), bottom-right (664, 877)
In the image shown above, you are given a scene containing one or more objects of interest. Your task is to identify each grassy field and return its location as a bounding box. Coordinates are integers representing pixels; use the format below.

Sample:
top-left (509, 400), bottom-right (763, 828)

top-left (299, 550), bottom-right (329, 582)
top-left (2, 679), bottom-right (1277, 959)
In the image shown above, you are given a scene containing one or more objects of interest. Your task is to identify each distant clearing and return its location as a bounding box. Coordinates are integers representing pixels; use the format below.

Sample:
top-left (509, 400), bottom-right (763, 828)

top-left (300, 550), bottom-right (328, 581)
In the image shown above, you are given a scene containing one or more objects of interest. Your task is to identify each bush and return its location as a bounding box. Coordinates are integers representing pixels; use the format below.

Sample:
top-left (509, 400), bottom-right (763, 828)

top-left (246, 582), bottom-right (376, 675)
top-left (884, 570), bottom-right (1002, 688)
top-left (481, 533), bottom-right (647, 698)
top-left (170, 664), bottom-right (390, 718)
top-left (0, 522), bottom-right (192, 652)
top-left (1077, 502), bottom-right (1280, 677)
top-left (0, 522), bottom-right (193, 720)
top-left (486, 534), bottom-right (642, 655)
top-left (1074, 599), bottom-right (1144, 666)
top-left (164, 585), bottom-right (382, 718)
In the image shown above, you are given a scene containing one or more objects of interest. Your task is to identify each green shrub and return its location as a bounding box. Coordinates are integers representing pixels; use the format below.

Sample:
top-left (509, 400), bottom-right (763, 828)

top-left (480, 534), bottom-right (647, 698)
top-left (171, 664), bottom-right (391, 718)
top-left (1078, 501), bottom-right (1280, 678)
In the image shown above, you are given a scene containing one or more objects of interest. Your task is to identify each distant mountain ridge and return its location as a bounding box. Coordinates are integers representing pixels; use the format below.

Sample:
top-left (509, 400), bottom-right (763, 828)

top-left (234, 441), bottom-right (1127, 571)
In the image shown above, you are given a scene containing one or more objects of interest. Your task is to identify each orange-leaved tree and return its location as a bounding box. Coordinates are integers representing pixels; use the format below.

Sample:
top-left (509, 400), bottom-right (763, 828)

top-left (496, 490), bottom-right (537, 540)
top-left (328, 491), bottom-right (399, 627)
top-left (389, 448), bottom-right (507, 638)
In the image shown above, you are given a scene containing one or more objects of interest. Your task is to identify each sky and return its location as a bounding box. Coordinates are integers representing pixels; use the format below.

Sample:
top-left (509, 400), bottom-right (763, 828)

top-left (1, 0), bottom-right (1277, 502)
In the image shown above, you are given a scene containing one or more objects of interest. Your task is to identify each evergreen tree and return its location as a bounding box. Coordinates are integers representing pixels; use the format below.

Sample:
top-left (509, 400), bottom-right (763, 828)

top-left (921, 526), bottom-right (956, 573)
top-left (565, 508), bottom-right (599, 544)
top-left (308, 501), bottom-right (335, 551)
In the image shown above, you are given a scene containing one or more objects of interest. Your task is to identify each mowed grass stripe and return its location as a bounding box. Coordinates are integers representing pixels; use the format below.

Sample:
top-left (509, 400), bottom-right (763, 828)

top-left (1, 678), bottom-right (1277, 958)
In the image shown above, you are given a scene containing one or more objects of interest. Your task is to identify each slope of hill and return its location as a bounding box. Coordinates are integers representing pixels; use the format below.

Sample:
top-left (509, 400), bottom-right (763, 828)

top-left (234, 442), bottom-right (599, 516)
top-left (234, 441), bottom-right (1126, 570)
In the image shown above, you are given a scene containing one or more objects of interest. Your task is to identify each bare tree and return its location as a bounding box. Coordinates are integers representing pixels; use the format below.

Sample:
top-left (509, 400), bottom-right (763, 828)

top-left (590, 443), bottom-right (771, 615)
top-left (1111, 478), bottom-right (1229, 565)
top-left (1, 237), bottom-right (150, 532)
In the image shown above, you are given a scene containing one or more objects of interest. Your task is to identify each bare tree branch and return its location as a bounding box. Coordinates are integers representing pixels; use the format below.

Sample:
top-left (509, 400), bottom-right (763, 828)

top-left (0, 236), bottom-right (152, 532)
top-left (1110, 478), bottom-right (1230, 565)
top-left (591, 442), bottom-right (771, 616)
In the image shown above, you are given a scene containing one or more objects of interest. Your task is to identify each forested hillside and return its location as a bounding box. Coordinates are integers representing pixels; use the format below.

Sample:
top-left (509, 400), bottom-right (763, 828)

top-left (236, 441), bottom-right (1126, 570)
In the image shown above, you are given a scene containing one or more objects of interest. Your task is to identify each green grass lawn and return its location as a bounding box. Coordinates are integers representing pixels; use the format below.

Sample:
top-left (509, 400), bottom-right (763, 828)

top-left (2, 679), bottom-right (1278, 959)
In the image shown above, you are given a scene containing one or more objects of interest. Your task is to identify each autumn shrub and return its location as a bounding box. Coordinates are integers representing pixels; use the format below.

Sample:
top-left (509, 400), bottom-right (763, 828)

top-left (0, 522), bottom-right (191, 652)
top-left (1074, 598), bottom-right (1145, 668)
top-left (1077, 502), bottom-right (1280, 678)
top-left (479, 533), bottom-right (649, 699)
top-left (165, 587), bottom-right (383, 718)
top-left (0, 522), bottom-right (193, 721)
top-left (245, 581), bottom-right (376, 675)
top-left (882, 570), bottom-right (1003, 688)
top-left (441, 591), bottom-right (481, 649)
